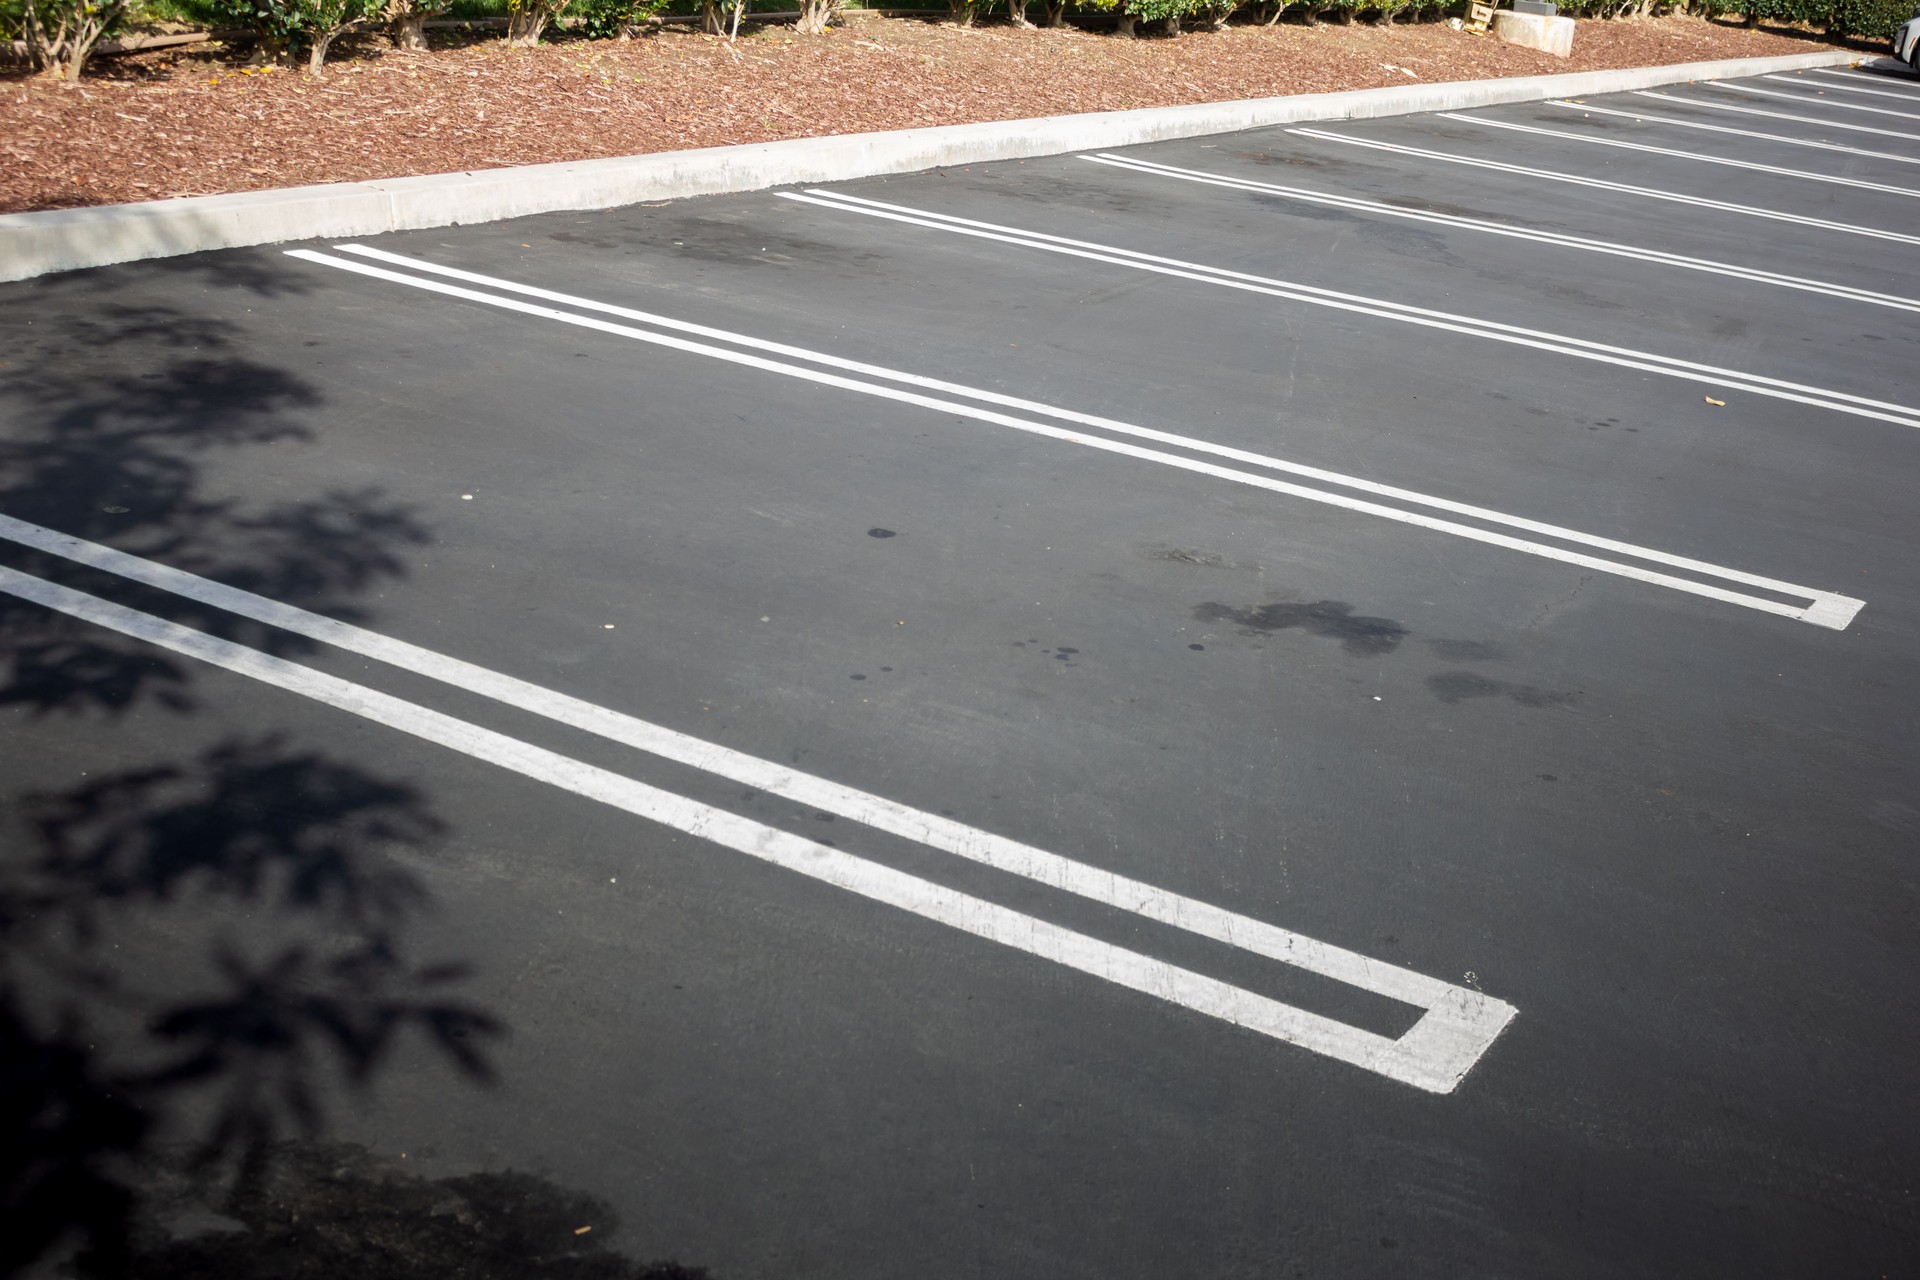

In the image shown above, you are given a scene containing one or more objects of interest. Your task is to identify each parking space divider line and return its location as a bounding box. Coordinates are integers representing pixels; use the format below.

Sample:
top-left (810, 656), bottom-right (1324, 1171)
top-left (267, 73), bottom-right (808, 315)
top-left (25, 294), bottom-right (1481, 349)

top-left (284, 246), bottom-right (1863, 630)
top-left (1076, 152), bottom-right (1920, 315)
top-left (1546, 99), bottom-right (1920, 167)
top-left (0, 550), bottom-right (1514, 1094)
top-left (1799, 69), bottom-right (1920, 100)
top-left (782, 188), bottom-right (1920, 431)
top-left (1414, 116), bottom-right (1920, 205)
top-left (1637, 87), bottom-right (1920, 140)
top-left (1716, 78), bottom-right (1920, 121)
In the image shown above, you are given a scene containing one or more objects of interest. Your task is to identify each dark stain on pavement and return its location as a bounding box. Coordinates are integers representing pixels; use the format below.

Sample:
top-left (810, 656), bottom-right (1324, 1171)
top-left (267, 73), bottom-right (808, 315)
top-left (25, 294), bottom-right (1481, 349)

top-left (1427, 671), bottom-right (1580, 708)
top-left (1426, 638), bottom-right (1505, 662)
top-left (105, 1140), bottom-right (709, 1279)
top-left (1195, 600), bottom-right (1408, 656)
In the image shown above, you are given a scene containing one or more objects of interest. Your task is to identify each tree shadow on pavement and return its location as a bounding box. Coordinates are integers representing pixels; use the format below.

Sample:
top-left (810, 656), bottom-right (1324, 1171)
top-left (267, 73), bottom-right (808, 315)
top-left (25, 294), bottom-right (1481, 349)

top-left (0, 294), bottom-right (705, 1278)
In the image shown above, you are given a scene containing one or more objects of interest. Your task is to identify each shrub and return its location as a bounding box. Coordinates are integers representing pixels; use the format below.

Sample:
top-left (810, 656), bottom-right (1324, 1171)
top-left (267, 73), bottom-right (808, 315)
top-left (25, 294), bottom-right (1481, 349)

top-left (504, 0), bottom-right (567, 42)
top-left (1083, 0), bottom-right (1196, 36)
top-left (7, 0), bottom-right (130, 79)
top-left (577, 0), bottom-right (665, 37)
top-left (794, 0), bottom-right (839, 32)
top-left (1192, 0), bottom-right (1237, 28)
top-left (1826, 0), bottom-right (1907, 36)
top-left (210, 0), bottom-right (383, 72)
top-left (384, 0), bottom-right (450, 48)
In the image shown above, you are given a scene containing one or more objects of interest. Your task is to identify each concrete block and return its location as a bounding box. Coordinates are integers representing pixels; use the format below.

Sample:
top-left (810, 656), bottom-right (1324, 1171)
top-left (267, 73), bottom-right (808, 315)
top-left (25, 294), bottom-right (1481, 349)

top-left (1493, 10), bottom-right (1574, 57)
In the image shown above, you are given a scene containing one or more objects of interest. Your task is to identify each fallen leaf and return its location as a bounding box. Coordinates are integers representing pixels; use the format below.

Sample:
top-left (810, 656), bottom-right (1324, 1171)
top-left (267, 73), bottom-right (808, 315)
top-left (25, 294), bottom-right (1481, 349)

top-left (1704, 396), bottom-right (1726, 406)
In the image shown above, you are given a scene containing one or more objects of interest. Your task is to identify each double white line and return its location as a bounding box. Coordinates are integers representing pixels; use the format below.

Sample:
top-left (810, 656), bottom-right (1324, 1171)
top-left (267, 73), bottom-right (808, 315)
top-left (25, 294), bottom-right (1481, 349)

top-left (781, 188), bottom-right (1920, 437)
top-left (1295, 123), bottom-right (1920, 244)
top-left (1077, 151), bottom-right (1920, 315)
top-left (287, 243), bottom-right (1863, 629)
top-left (1717, 78), bottom-right (1920, 123)
top-left (0, 511), bottom-right (1511, 1093)
top-left (1544, 97), bottom-right (1920, 168)
top-left (1638, 86), bottom-right (1920, 143)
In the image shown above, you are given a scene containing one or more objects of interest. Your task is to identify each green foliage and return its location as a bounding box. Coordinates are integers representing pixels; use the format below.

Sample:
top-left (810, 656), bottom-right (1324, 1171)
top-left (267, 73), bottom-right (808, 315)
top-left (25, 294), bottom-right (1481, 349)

top-left (1689, 0), bottom-right (1910, 34)
top-left (124, 0), bottom-right (227, 25)
top-left (1077, 0), bottom-right (1197, 20)
top-left (8, 0), bottom-right (131, 76)
top-left (575, 0), bottom-right (663, 36)
top-left (1823, 0), bottom-right (1907, 36)
top-left (208, 0), bottom-right (381, 55)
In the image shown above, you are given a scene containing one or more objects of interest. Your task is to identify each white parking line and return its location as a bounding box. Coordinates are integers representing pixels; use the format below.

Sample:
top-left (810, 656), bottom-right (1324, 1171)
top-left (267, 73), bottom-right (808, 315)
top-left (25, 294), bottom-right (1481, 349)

top-left (1077, 152), bottom-right (1920, 315)
top-left (1800, 69), bottom-right (1920, 99)
top-left (1634, 87), bottom-right (1920, 142)
top-left (1545, 98), bottom-right (1920, 167)
top-left (1422, 115), bottom-right (1920, 203)
top-left (783, 188), bottom-right (1920, 435)
top-left (1295, 126), bottom-right (1920, 247)
top-left (287, 245), bottom-right (1865, 629)
top-left (1717, 78), bottom-right (1920, 121)
top-left (0, 554), bottom-right (1515, 1093)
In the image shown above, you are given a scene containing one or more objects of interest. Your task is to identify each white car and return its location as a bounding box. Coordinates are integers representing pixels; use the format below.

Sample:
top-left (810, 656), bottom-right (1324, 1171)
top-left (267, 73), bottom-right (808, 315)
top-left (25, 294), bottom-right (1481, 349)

top-left (1898, 12), bottom-right (1920, 69)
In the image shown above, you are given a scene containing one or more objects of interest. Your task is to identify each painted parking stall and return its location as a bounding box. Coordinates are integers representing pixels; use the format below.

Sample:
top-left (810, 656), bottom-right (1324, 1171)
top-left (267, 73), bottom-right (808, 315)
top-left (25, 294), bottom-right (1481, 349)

top-left (4, 63), bottom-right (1918, 1279)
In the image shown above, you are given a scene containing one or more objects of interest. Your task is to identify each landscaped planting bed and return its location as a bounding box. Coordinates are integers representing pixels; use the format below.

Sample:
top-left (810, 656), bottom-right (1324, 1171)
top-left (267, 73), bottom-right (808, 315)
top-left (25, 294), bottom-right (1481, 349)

top-left (0, 13), bottom-right (1866, 215)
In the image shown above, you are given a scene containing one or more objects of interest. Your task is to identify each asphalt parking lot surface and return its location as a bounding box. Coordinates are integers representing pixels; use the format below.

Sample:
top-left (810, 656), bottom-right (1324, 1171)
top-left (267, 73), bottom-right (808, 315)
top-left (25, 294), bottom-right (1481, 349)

top-left (4, 61), bottom-right (1919, 1279)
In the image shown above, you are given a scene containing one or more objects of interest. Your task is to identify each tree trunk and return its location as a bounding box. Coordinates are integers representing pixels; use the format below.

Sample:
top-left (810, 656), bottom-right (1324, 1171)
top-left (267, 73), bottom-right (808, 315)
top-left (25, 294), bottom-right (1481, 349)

top-left (1111, 8), bottom-right (1134, 33)
top-left (1207, 6), bottom-right (1231, 30)
top-left (1007, 0), bottom-right (1035, 25)
top-left (1376, 3), bottom-right (1392, 23)
top-left (796, 0), bottom-right (840, 31)
top-left (389, 11), bottom-right (430, 46)
top-left (25, 0), bottom-right (127, 81)
top-left (1164, 11), bottom-right (1179, 32)
top-left (506, 4), bottom-right (548, 42)
top-left (700, 0), bottom-right (726, 32)
top-left (947, 0), bottom-right (975, 25)
top-left (1260, 0), bottom-right (1287, 25)
top-left (1043, 0), bottom-right (1067, 21)
top-left (306, 27), bottom-right (338, 74)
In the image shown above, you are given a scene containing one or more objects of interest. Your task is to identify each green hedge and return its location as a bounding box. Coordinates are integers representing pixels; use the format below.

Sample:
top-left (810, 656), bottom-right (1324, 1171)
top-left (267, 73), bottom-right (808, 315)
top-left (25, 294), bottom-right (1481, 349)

top-left (14, 0), bottom-right (1907, 53)
top-left (1694, 0), bottom-right (1908, 35)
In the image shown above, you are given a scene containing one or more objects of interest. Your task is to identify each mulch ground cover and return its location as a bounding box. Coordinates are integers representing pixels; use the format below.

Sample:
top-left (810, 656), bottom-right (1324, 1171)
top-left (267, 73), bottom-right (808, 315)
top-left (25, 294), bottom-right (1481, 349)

top-left (0, 13), bottom-right (1862, 214)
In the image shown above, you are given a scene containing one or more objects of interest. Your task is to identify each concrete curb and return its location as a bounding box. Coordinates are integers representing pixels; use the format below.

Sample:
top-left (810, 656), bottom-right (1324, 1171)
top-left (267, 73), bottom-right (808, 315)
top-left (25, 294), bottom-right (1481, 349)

top-left (0, 45), bottom-right (1871, 283)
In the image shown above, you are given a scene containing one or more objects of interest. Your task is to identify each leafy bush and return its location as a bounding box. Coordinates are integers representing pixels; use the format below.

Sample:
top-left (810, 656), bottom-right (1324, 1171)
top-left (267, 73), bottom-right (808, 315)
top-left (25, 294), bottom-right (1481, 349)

top-left (1824, 0), bottom-right (1907, 36)
top-left (1692, 0), bottom-right (1910, 34)
top-left (576, 0), bottom-right (664, 37)
top-left (1192, 0), bottom-right (1238, 28)
top-left (7, 0), bottom-right (130, 79)
top-left (504, 0), bottom-right (568, 42)
top-left (1081, 0), bottom-right (1197, 35)
top-left (384, 0), bottom-right (451, 48)
top-left (209, 0), bottom-right (383, 71)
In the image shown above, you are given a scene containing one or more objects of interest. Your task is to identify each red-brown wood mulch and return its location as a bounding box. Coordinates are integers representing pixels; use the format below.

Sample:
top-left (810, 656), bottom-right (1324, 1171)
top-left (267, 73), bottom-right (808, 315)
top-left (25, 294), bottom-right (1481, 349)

top-left (0, 14), bottom-right (1860, 214)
